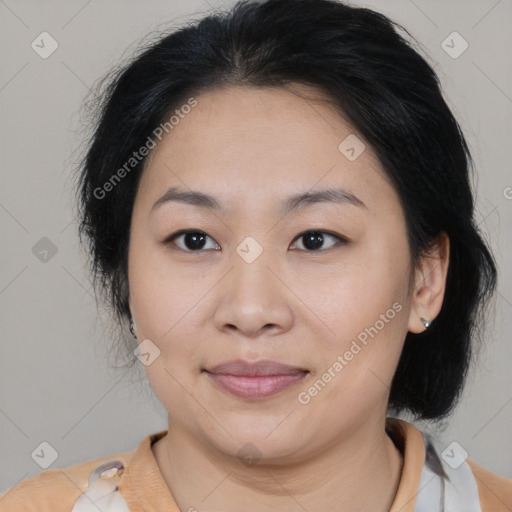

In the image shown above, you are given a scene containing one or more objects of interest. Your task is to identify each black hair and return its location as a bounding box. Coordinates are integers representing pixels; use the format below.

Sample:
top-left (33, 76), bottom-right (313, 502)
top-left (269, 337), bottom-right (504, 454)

top-left (76, 0), bottom-right (497, 419)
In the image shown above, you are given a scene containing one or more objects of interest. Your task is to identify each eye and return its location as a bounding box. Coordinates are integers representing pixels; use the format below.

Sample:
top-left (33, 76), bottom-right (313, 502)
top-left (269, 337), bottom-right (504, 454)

top-left (162, 229), bottom-right (347, 253)
top-left (290, 230), bottom-right (347, 252)
top-left (164, 230), bottom-right (220, 252)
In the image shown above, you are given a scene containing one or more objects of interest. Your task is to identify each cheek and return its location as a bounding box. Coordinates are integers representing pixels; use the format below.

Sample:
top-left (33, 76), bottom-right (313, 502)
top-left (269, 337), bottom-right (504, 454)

top-left (295, 236), bottom-right (410, 349)
top-left (129, 235), bottom-right (198, 332)
top-left (296, 232), bottom-right (411, 411)
top-left (128, 246), bottom-right (205, 416)
top-left (128, 238), bottom-right (204, 374)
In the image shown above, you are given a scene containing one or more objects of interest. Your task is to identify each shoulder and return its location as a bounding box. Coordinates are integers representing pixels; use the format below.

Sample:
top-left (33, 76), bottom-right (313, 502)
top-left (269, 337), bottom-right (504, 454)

top-left (467, 459), bottom-right (512, 512)
top-left (0, 451), bottom-right (132, 512)
top-left (388, 418), bottom-right (512, 512)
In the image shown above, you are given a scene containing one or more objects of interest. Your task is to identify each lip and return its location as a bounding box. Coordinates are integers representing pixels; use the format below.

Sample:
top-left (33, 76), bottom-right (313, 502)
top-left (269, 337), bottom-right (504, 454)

top-left (206, 359), bottom-right (308, 376)
top-left (204, 359), bottom-right (309, 399)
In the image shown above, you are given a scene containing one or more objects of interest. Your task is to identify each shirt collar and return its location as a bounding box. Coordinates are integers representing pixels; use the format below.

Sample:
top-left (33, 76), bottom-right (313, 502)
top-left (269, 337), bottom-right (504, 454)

top-left (117, 418), bottom-right (426, 511)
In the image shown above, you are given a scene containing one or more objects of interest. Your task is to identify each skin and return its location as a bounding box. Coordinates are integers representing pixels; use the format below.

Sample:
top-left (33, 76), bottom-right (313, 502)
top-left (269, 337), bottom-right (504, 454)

top-left (127, 83), bottom-right (450, 511)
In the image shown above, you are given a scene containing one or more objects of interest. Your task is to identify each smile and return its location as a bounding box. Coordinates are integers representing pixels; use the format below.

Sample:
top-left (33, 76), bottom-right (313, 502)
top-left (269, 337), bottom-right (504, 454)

top-left (204, 359), bottom-right (309, 399)
top-left (205, 372), bottom-right (308, 399)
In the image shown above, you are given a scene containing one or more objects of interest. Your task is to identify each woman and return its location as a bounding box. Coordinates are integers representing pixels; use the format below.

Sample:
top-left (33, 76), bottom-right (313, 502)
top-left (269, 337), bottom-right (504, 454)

top-left (1, 0), bottom-right (510, 510)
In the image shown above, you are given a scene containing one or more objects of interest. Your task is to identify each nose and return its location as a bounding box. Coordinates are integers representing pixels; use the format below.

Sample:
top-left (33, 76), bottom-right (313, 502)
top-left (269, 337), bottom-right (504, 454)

top-left (213, 251), bottom-right (294, 339)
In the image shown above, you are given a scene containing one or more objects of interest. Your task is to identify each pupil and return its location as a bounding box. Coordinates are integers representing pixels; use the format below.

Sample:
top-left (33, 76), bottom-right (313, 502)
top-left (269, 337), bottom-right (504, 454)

top-left (182, 231), bottom-right (325, 251)
top-left (185, 232), bottom-right (206, 250)
top-left (304, 231), bottom-right (323, 250)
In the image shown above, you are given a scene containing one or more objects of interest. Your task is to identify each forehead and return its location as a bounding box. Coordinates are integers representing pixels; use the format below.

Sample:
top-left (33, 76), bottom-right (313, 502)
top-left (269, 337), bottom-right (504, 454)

top-left (138, 84), bottom-right (396, 215)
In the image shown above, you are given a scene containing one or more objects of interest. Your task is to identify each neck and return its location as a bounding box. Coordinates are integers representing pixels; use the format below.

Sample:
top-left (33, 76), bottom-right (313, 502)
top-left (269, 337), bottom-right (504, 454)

top-left (153, 417), bottom-right (404, 512)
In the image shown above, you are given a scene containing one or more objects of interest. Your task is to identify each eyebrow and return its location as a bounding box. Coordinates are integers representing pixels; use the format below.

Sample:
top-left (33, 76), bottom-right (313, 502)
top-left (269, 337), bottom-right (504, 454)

top-left (151, 186), bottom-right (367, 216)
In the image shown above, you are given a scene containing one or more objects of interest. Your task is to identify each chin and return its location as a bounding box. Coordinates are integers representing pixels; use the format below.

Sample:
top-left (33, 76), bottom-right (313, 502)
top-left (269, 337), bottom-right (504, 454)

top-left (198, 420), bottom-right (307, 465)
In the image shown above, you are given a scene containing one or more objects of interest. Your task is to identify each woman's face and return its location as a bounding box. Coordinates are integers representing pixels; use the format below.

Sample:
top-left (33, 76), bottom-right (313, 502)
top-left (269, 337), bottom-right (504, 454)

top-left (128, 84), bottom-right (416, 462)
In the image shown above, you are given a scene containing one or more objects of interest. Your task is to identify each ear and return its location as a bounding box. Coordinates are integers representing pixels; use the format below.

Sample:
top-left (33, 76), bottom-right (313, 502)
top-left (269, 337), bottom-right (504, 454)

top-left (408, 232), bottom-right (450, 333)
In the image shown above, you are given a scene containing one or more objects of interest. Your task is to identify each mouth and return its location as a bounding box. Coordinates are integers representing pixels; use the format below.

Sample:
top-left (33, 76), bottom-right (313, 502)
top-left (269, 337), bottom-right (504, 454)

top-left (203, 359), bottom-right (309, 399)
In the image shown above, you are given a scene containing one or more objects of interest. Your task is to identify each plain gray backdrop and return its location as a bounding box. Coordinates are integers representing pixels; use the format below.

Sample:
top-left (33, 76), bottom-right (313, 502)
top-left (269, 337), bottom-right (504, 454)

top-left (1, 0), bottom-right (511, 493)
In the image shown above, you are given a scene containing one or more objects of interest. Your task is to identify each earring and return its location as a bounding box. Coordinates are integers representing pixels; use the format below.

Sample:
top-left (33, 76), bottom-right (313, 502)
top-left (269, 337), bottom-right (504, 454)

top-left (420, 317), bottom-right (431, 329)
top-left (129, 317), bottom-right (137, 339)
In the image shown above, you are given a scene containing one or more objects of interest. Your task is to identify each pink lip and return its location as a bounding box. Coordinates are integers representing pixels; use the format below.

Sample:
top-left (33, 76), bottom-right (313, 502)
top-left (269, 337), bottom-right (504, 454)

top-left (205, 359), bottom-right (308, 399)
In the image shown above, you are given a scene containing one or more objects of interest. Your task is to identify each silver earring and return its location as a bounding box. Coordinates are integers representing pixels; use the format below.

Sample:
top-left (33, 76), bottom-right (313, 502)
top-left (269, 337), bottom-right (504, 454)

top-left (129, 318), bottom-right (137, 339)
top-left (420, 317), bottom-right (431, 329)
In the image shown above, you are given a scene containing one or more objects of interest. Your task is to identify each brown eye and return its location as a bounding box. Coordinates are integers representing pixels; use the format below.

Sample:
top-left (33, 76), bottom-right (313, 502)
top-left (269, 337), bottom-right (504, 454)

top-left (290, 230), bottom-right (346, 251)
top-left (163, 229), bottom-right (347, 253)
top-left (165, 230), bottom-right (220, 251)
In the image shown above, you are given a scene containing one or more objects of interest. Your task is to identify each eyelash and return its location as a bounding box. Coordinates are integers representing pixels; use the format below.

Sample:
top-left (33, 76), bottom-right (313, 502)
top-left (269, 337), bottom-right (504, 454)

top-left (162, 229), bottom-right (348, 253)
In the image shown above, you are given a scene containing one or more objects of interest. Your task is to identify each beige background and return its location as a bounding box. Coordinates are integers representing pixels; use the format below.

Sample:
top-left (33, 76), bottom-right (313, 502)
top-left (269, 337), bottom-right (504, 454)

top-left (0, 0), bottom-right (511, 493)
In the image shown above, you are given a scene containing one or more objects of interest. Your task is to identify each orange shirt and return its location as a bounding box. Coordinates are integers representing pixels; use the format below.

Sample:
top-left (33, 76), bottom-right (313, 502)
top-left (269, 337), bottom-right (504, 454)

top-left (1, 418), bottom-right (510, 511)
